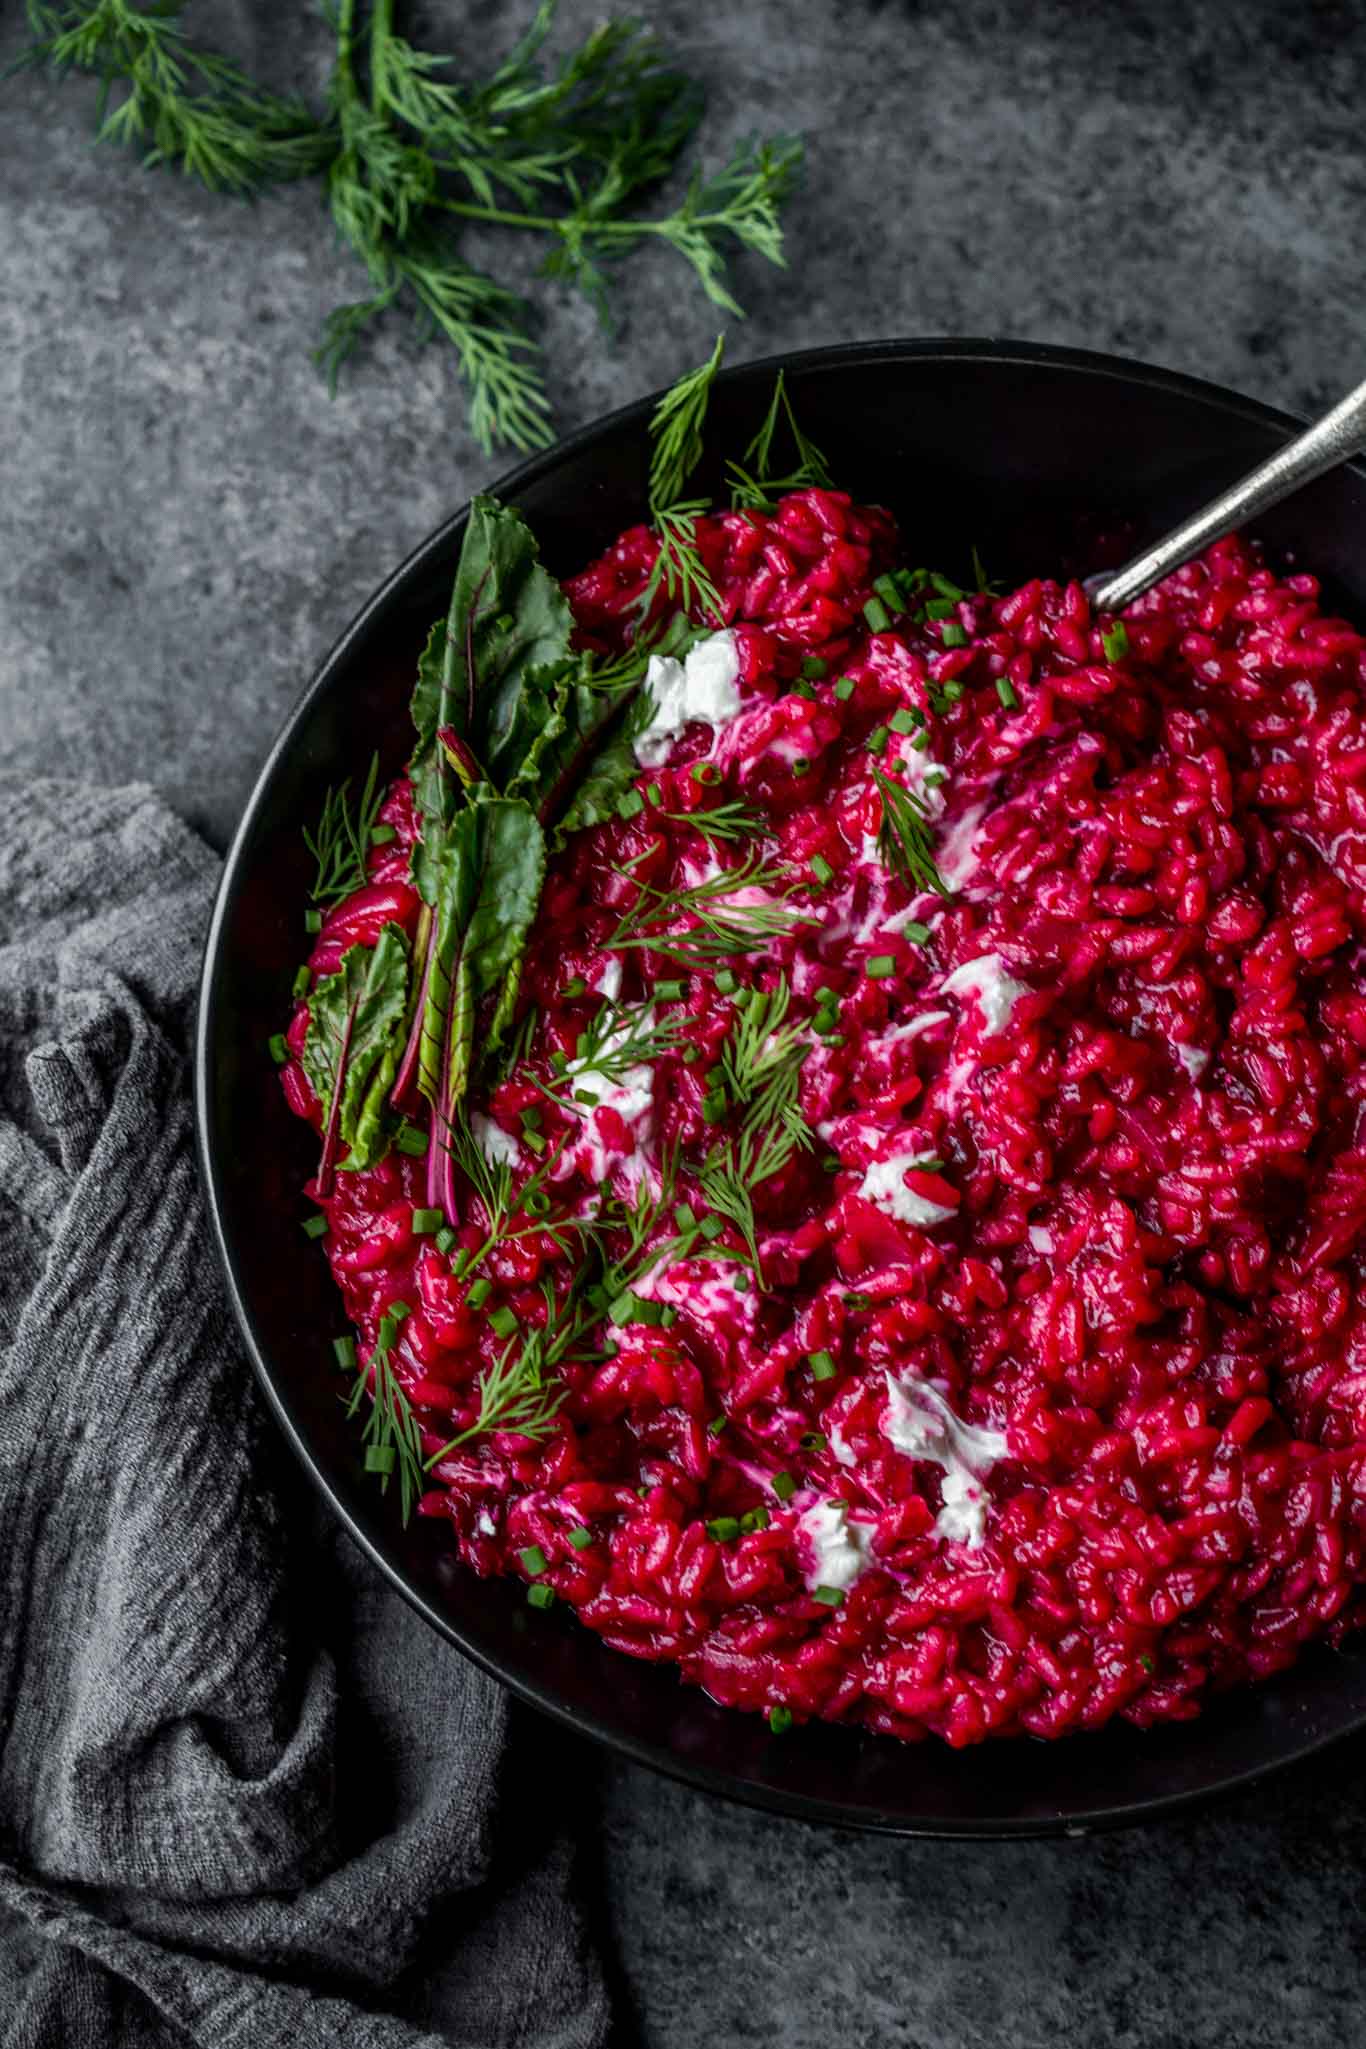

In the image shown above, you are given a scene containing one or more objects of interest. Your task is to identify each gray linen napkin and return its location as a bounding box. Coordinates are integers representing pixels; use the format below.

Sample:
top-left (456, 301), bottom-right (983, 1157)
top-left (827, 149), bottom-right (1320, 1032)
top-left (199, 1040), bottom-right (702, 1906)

top-left (0, 778), bottom-right (609, 2049)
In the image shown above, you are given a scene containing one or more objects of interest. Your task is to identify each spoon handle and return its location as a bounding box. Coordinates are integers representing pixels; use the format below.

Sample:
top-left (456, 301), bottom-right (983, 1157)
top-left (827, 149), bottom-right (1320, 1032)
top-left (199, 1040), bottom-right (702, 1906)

top-left (1090, 375), bottom-right (1366, 614)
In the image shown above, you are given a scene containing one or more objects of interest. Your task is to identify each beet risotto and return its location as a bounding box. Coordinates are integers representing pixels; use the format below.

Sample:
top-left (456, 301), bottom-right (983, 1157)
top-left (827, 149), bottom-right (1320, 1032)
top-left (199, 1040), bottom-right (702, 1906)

top-left (275, 368), bottom-right (1366, 1747)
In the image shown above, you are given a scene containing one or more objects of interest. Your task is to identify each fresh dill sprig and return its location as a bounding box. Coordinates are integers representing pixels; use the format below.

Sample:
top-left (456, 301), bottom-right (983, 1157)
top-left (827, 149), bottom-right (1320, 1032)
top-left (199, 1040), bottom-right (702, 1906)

top-left (873, 765), bottom-right (951, 899)
top-left (302, 753), bottom-right (385, 905)
top-left (697, 1118), bottom-right (804, 1287)
top-left (569, 999), bottom-right (687, 1087)
top-left (609, 853), bottom-right (815, 963)
top-left (426, 1292), bottom-right (569, 1459)
top-left (22, 4), bottom-right (803, 455)
top-left (727, 370), bottom-right (834, 511)
top-left (638, 340), bottom-right (728, 625)
top-left (19, 0), bottom-right (332, 196)
top-left (660, 799), bottom-right (766, 845)
top-left (647, 334), bottom-right (725, 509)
top-left (344, 1307), bottom-right (426, 1521)
top-left (638, 502), bottom-right (727, 625)
top-left (716, 977), bottom-right (812, 1143)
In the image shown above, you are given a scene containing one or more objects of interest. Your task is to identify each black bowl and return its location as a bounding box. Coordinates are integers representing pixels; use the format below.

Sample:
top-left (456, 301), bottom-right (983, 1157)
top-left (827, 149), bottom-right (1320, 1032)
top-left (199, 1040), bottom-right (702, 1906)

top-left (196, 338), bottom-right (1366, 1837)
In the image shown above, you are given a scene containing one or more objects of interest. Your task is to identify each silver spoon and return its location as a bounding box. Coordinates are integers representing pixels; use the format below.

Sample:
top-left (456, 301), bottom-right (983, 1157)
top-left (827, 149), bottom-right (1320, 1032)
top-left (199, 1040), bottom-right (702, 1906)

top-left (1089, 374), bottom-right (1366, 614)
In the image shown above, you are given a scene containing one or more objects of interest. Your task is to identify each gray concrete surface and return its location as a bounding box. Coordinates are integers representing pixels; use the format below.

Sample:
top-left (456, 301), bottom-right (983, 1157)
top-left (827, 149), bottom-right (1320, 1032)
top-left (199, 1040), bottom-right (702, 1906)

top-left (5, 0), bottom-right (1366, 2042)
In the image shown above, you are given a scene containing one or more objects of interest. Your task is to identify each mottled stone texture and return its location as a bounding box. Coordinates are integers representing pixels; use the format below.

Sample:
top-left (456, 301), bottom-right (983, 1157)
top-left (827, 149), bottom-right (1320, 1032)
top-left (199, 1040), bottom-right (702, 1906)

top-left (4, 0), bottom-right (1366, 2040)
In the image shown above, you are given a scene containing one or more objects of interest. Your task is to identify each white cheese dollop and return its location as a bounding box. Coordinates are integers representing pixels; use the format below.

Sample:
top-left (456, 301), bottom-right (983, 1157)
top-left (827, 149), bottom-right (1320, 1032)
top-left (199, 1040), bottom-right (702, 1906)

top-left (941, 952), bottom-right (1030, 1039)
top-left (881, 1372), bottom-right (1009, 1550)
top-left (858, 1150), bottom-right (955, 1229)
top-left (796, 1498), bottom-right (877, 1591)
top-left (937, 800), bottom-right (988, 892)
top-left (471, 1113), bottom-right (521, 1168)
top-left (1176, 1042), bottom-right (1209, 1081)
top-left (632, 629), bottom-right (742, 767)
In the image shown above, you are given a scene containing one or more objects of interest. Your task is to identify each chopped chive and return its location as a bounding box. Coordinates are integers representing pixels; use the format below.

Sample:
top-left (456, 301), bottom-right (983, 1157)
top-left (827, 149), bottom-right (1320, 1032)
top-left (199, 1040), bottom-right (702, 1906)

top-left (790, 756), bottom-right (811, 777)
top-left (682, 1046), bottom-right (700, 1063)
top-left (910, 732), bottom-right (931, 754)
top-left (660, 1305), bottom-right (678, 1327)
top-left (866, 724), bottom-right (889, 753)
top-left (525, 1189), bottom-right (550, 1217)
top-left (435, 1225), bottom-right (456, 1254)
top-left (699, 1213), bottom-right (726, 1240)
top-left (690, 761), bottom-right (721, 785)
top-left (768, 1704), bottom-right (794, 1734)
top-left (527, 1583), bottom-right (556, 1609)
top-left (302, 1212), bottom-right (328, 1239)
top-left (707, 1515), bottom-right (741, 1542)
top-left (700, 1091), bottom-right (727, 1123)
top-left (810, 853), bottom-right (835, 886)
top-left (646, 781), bottom-right (663, 805)
top-left (822, 1152), bottom-right (841, 1172)
top-left (489, 1306), bottom-right (519, 1339)
top-left (924, 596), bottom-right (955, 621)
top-left (522, 1129), bottom-right (547, 1154)
top-left (809, 1349), bottom-right (837, 1381)
top-left (715, 966), bottom-right (739, 995)
top-left (617, 788), bottom-right (645, 819)
top-left (466, 1276), bottom-right (492, 1309)
top-left (889, 707), bottom-right (917, 735)
top-left (562, 975), bottom-right (587, 999)
top-left (801, 1431), bottom-right (828, 1451)
top-left (369, 822), bottom-right (397, 846)
top-left (376, 1314), bottom-right (398, 1350)
top-left (411, 1206), bottom-right (442, 1234)
top-left (834, 676), bottom-right (856, 702)
top-left (930, 572), bottom-right (964, 600)
top-left (862, 595), bottom-right (891, 633)
top-left (940, 623), bottom-right (968, 649)
top-left (903, 920), bottom-right (933, 946)
top-left (304, 908), bottom-right (323, 934)
top-left (942, 679), bottom-right (965, 702)
top-left (389, 1299), bottom-right (412, 1320)
top-left (793, 679), bottom-right (817, 700)
top-left (568, 1525), bottom-right (595, 1551)
top-left (573, 1086), bottom-right (601, 1106)
top-left (866, 954), bottom-right (896, 979)
top-left (733, 1273), bottom-right (750, 1294)
top-left (674, 1201), bottom-right (697, 1230)
top-left (800, 654), bottom-right (829, 678)
top-left (996, 676), bottom-right (1019, 711)
top-left (740, 1505), bottom-right (770, 1533)
top-left (1102, 620), bottom-right (1131, 662)
top-left (924, 768), bottom-right (948, 789)
top-left (549, 1048), bottom-right (569, 1075)
top-left (812, 1584), bottom-right (843, 1607)
top-left (451, 1248), bottom-right (470, 1278)
top-left (657, 977), bottom-right (686, 1001)
top-left (708, 1412), bottom-right (728, 1435)
top-left (520, 1105), bottom-right (542, 1131)
top-left (268, 1032), bottom-right (289, 1065)
top-left (819, 1032), bottom-right (847, 1047)
top-left (365, 1444), bottom-right (396, 1475)
top-left (873, 572), bottom-right (902, 611)
top-left (333, 1334), bottom-right (357, 1370)
top-left (519, 1544), bottom-right (548, 1576)
top-left (394, 1121), bottom-right (428, 1156)
top-left (291, 965), bottom-right (310, 1001)
top-left (772, 1470), bottom-right (797, 1502)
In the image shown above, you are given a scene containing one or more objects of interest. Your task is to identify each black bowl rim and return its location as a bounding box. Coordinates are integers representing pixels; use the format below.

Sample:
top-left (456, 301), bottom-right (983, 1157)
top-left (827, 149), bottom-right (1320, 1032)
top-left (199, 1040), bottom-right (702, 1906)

top-left (196, 334), bottom-right (1366, 1839)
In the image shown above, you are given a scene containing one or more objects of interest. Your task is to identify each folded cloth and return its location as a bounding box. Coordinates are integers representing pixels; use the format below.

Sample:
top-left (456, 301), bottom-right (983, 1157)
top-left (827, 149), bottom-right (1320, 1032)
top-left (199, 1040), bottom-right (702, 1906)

top-left (0, 780), bottom-right (608, 2049)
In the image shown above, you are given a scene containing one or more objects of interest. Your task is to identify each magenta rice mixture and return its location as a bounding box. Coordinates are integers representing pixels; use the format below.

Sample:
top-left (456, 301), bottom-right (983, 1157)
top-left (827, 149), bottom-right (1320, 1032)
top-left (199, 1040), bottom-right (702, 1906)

top-left (278, 478), bottom-right (1366, 1748)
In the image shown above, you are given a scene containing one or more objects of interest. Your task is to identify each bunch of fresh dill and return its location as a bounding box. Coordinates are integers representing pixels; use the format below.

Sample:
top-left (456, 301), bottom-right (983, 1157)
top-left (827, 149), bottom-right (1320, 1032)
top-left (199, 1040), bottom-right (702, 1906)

top-left (17, 0), bottom-right (803, 453)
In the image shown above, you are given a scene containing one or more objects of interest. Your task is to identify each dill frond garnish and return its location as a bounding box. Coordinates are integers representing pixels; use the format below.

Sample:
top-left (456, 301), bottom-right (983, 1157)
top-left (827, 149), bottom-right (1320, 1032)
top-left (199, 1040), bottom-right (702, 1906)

top-left (22, 4), bottom-right (802, 454)
top-left (302, 753), bottom-right (384, 905)
top-left (873, 766), bottom-right (951, 898)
